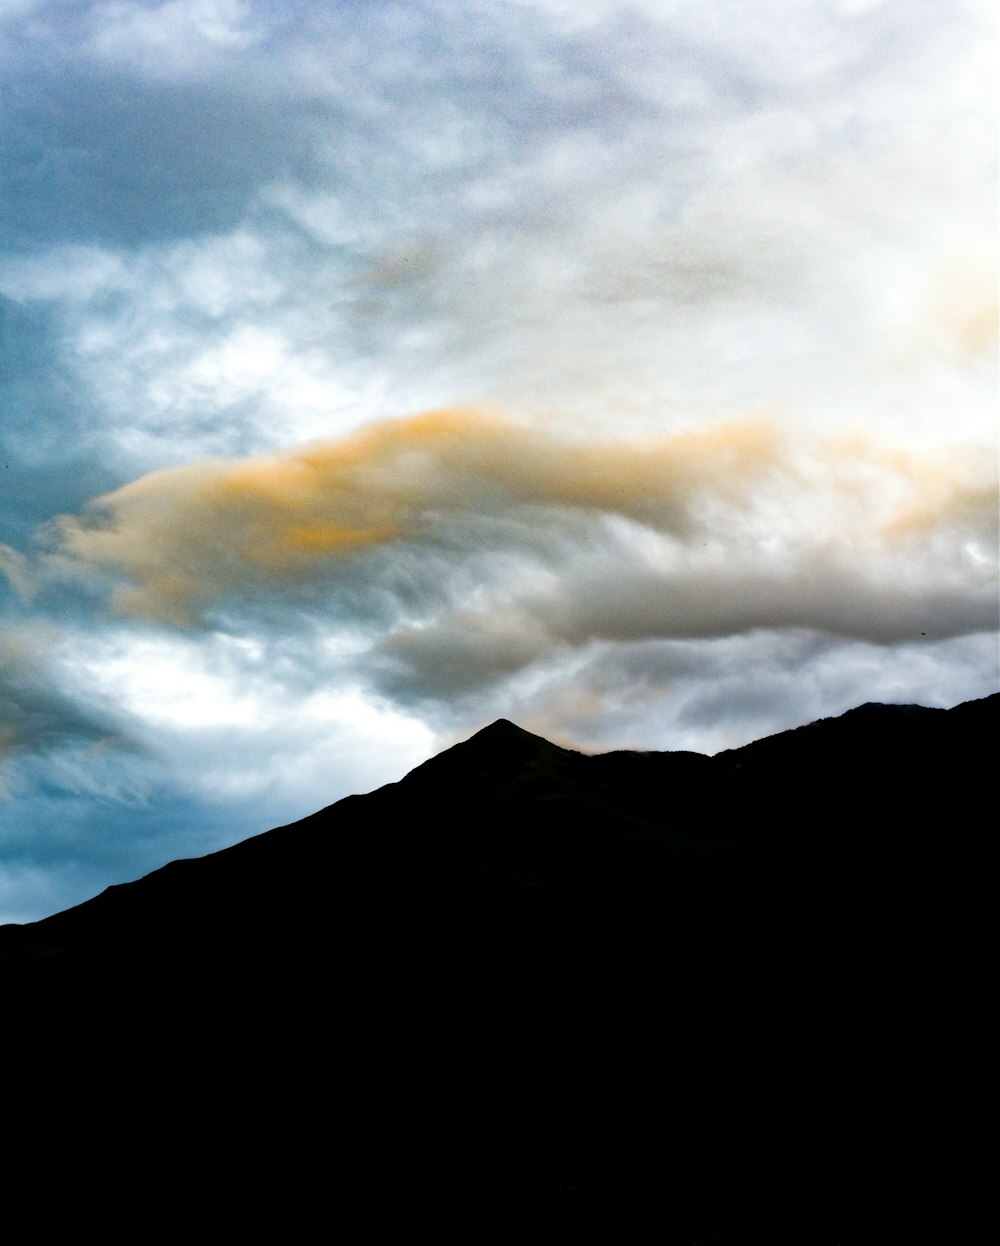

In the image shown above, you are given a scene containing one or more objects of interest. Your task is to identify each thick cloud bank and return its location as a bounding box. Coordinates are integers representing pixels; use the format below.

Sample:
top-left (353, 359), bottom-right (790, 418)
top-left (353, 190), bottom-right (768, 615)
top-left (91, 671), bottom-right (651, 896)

top-left (49, 406), bottom-right (995, 647)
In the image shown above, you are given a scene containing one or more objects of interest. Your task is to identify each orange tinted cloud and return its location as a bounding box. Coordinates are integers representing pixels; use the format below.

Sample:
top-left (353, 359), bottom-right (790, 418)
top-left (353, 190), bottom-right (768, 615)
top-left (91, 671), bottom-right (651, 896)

top-left (50, 408), bottom-right (781, 624)
top-left (816, 433), bottom-right (999, 546)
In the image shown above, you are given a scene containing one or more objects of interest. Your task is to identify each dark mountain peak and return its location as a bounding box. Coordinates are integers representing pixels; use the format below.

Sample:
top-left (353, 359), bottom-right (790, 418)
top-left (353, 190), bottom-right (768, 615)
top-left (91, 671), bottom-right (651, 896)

top-left (462, 717), bottom-right (567, 752)
top-left (399, 715), bottom-right (576, 795)
top-left (472, 717), bottom-right (536, 739)
top-left (433, 715), bottom-right (571, 764)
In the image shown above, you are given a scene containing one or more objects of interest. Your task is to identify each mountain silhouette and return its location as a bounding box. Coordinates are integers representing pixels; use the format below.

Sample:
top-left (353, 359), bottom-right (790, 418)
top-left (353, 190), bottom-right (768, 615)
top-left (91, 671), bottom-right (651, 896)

top-left (3, 693), bottom-right (994, 1239)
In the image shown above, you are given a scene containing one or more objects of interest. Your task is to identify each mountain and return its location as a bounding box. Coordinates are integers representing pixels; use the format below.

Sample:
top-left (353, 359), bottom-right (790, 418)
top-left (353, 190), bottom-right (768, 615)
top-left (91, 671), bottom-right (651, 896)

top-left (3, 693), bottom-right (995, 1239)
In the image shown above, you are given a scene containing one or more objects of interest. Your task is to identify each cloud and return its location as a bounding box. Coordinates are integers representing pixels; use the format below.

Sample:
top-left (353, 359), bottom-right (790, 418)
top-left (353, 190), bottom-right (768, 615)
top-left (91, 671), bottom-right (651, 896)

top-left (84, 0), bottom-right (262, 74)
top-left (48, 408), bottom-right (781, 622)
top-left (499, 628), bottom-right (1000, 756)
top-left (43, 408), bottom-right (996, 707)
top-left (2, 0), bottom-right (992, 484)
top-left (0, 545), bottom-right (33, 600)
top-left (63, 625), bottom-right (436, 802)
top-left (0, 614), bottom-right (436, 921)
top-left (0, 628), bottom-right (130, 773)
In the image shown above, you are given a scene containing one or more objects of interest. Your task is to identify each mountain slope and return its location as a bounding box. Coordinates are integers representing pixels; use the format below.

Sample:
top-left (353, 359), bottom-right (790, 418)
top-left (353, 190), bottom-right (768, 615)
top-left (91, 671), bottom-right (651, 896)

top-left (3, 693), bottom-right (991, 963)
top-left (2, 692), bottom-right (994, 1239)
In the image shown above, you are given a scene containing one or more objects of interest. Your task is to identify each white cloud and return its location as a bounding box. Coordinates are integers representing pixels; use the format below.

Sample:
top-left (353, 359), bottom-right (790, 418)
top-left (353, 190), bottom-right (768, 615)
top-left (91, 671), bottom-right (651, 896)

top-left (1, 0), bottom-right (991, 468)
top-left (60, 625), bottom-right (434, 806)
top-left (85, 0), bottom-right (262, 75)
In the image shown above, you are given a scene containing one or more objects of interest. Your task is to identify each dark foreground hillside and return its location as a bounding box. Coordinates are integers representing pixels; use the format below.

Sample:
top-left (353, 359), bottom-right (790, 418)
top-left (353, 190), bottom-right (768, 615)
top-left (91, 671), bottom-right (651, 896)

top-left (3, 693), bottom-right (995, 1239)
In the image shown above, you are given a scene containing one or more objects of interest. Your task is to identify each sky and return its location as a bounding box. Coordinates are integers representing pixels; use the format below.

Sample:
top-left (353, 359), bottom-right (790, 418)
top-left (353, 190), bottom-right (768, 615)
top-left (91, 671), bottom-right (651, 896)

top-left (1, 0), bottom-right (996, 923)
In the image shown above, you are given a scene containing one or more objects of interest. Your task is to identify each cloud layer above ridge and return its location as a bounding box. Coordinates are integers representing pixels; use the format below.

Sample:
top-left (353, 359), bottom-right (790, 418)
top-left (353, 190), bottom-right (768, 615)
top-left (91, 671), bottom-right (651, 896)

top-left (48, 407), bottom-right (995, 642)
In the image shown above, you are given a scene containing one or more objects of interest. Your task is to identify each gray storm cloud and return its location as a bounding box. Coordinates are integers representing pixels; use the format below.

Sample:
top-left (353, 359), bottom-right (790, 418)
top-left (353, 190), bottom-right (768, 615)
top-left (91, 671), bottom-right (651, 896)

top-left (0, 629), bottom-right (130, 771)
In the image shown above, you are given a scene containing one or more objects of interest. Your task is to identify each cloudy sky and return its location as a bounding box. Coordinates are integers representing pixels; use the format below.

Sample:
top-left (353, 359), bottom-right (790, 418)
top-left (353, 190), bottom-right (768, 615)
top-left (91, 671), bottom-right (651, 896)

top-left (1, 0), bottom-right (996, 922)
